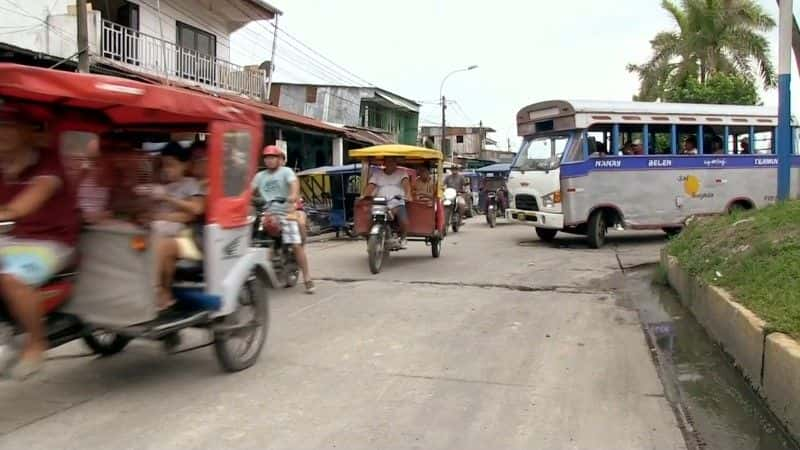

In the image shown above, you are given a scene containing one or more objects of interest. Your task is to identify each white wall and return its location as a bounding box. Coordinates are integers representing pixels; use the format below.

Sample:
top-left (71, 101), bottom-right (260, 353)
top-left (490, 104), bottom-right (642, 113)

top-left (0, 0), bottom-right (241, 63)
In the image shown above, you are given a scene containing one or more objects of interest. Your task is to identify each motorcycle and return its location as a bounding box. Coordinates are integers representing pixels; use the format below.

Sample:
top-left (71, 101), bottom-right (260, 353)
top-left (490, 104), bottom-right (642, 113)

top-left (366, 195), bottom-right (406, 274)
top-left (486, 191), bottom-right (499, 228)
top-left (485, 188), bottom-right (506, 228)
top-left (252, 198), bottom-right (300, 288)
top-left (443, 188), bottom-right (463, 234)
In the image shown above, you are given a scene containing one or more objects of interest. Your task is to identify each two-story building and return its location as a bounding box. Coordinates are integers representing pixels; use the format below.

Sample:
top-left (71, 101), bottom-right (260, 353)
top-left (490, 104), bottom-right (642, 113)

top-left (0, 0), bottom-right (387, 170)
top-left (269, 83), bottom-right (421, 151)
top-left (419, 125), bottom-right (515, 165)
top-left (0, 0), bottom-right (281, 100)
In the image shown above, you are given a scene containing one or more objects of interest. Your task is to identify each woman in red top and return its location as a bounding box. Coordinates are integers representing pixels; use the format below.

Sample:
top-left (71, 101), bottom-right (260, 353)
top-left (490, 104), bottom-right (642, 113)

top-left (0, 108), bottom-right (79, 380)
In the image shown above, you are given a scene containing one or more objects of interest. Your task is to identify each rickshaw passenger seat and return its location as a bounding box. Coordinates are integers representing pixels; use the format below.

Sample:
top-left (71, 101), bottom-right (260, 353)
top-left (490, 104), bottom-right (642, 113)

top-left (174, 259), bottom-right (204, 283)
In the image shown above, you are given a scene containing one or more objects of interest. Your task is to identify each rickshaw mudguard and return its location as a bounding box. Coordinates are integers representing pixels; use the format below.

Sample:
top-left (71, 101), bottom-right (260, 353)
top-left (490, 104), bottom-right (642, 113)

top-left (212, 247), bottom-right (275, 318)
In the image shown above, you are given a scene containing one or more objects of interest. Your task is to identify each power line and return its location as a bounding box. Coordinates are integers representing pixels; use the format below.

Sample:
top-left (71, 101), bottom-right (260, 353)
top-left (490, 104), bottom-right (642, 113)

top-left (223, 0), bottom-right (374, 87)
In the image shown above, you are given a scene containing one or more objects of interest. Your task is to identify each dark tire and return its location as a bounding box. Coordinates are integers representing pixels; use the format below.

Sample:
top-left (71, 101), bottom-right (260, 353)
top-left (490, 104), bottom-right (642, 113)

top-left (486, 208), bottom-right (497, 228)
top-left (452, 219), bottom-right (460, 233)
top-left (535, 227), bottom-right (558, 242)
top-left (587, 211), bottom-right (607, 249)
top-left (82, 330), bottom-right (130, 356)
top-left (367, 229), bottom-right (386, 274)
top-left (663, 227), bottom-right (682, 238)
top-left (214, 276), bottom-right (269, 372)
top-left (728, 202), bottom-right (752, 214)
top-left (431, 238), bottom-right (442, 258)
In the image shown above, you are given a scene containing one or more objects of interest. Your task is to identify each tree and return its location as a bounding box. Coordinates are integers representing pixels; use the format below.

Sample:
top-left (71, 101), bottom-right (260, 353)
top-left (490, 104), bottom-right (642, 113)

top-left (628, 0), bottom-right (776, 102)
top-left (664, 72), bottom-right (761, 104)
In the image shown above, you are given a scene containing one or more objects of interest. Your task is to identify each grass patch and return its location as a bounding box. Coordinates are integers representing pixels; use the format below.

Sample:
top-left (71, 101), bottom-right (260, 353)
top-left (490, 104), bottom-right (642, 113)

top-left (668, 201), bottom-right (800, 339)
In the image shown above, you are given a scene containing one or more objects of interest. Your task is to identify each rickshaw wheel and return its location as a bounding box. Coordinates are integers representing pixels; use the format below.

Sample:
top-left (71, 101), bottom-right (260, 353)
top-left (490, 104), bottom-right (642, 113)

top-left (214, 275), bottom-right (269, 372)
top-left (431, 238), bottom-right (442, 258)
top-left (367, 230), bottom-right (386, 274)
top-left (82, 330), bottom-right (130, 356)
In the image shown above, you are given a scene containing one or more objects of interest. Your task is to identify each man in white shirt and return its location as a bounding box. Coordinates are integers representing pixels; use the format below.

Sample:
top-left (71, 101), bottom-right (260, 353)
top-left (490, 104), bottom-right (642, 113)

top-left (681, 136), bottom-right (699, 155)
top-left (364, 156), bottom-right (412, 246)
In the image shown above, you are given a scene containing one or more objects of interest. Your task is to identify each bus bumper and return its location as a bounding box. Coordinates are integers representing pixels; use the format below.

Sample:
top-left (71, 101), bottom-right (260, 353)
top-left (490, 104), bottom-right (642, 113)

top-left (506, 209), bottom-right (564, 229)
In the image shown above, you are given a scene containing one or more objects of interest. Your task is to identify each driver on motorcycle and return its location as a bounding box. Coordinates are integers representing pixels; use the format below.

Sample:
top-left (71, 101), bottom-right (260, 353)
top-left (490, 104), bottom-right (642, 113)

top-left (363, 156), bottom-right (412, 248)
top-left (251, 145), bottom-right (315, 294)
top-left (444, 166), bottom-right (467, 217)
top-left (0, 107), bottom-right (80, 379)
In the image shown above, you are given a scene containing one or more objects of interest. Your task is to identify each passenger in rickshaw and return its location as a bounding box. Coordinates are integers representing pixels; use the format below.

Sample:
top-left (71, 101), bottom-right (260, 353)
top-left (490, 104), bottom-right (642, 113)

top-left (252, 145), bottom-right (315, 293)
top-left (75, 135), bottom-right (113, 225)
top-left (138, 141), bottom-right (205, 310)
top-left (0, 107), bottom-right (80, 379)
top-left (413, 165), bottom-right (435, 205)
top-left (363, 156), bottom-right (412, 248)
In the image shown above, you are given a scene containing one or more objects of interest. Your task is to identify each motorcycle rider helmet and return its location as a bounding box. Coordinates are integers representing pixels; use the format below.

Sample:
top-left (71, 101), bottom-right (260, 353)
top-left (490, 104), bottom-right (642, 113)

top-left (262, 145), bottom-right (285, 159)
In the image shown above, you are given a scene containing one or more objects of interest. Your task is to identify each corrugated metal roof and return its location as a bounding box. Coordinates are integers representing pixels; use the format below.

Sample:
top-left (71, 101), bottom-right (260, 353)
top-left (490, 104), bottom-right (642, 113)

top-left (518, 99), bottom-right (778, 118)
top-left (343, 127), bottom-right (394, 146)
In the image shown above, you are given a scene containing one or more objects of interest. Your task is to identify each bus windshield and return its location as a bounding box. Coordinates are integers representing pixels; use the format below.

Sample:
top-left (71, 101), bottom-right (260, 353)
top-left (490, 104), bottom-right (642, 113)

top-left (512, 134), bottom-right (572, 171)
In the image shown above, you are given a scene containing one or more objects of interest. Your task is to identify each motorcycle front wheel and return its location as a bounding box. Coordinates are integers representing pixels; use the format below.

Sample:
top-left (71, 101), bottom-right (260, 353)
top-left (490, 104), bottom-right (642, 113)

top-left (487, 209), bottom-right (497, 228)
top-left (367, 229), bottom-right (386, 274)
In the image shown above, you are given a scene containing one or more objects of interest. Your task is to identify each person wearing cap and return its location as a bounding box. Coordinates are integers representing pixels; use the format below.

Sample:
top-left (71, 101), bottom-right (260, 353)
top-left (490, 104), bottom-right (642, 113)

top-left (0, 107), bottom-right (80, 379)
top-left (631, 138), bottom-right (644, 155)
top-left (252, 145), bottom-right (314, 294)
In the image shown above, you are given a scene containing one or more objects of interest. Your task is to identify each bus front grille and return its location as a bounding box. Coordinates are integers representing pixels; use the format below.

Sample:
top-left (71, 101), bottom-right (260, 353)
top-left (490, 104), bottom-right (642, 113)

top-left (515, 194), bottom-right (539, 211)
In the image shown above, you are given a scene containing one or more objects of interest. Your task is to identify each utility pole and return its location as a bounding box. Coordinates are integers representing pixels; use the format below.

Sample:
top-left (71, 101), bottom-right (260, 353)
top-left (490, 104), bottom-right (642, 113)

top-left (265, 13), bottom-right (280, 103)
top-left (76, 0), bottom-right (89, 73)
top-left (777, 0), bottom-right (793, 200)
top-left (441, 95), bottom-right (448, 162)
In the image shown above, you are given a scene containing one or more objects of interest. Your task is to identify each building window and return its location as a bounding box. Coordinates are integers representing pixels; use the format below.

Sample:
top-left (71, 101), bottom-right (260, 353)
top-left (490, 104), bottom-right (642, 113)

top-left (176, 22), bottom-right (216, 83)
top-left (456, 135), bottom-right (464, 144)
top-left (306, 86), bottom-right (317, 103)
top-left (176, 22), bottom-right (216, 57)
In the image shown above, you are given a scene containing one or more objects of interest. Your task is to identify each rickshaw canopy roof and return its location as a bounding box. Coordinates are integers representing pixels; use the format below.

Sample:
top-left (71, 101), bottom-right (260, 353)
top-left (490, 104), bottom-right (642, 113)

top-left (349, 145), bottom-right (443, 161)
top-left (0, 63), bottom-right (262, 126)
top-left (476, 163), bottom-right (511, 173)
top-left (297, 163), bottom-right (362, 176)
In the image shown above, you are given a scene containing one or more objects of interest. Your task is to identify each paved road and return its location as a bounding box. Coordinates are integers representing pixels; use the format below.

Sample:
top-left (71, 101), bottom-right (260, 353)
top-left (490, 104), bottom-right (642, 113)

top-left (0, 220), bottom-right (686, 450)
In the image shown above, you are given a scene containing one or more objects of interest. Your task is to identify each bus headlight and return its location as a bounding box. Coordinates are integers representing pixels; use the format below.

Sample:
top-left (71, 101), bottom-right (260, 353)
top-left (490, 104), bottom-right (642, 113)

top-left (543, 191), bottom-right (562, 208)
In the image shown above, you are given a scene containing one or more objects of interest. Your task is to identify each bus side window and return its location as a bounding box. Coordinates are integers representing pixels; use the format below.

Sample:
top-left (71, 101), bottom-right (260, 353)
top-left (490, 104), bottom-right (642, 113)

top-left (753, 128), bottom-right (774, 154)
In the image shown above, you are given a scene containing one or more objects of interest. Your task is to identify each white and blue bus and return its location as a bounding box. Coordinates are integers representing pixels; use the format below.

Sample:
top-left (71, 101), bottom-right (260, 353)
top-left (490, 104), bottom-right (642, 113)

top-left (506, 100), bottom-right (799, 248)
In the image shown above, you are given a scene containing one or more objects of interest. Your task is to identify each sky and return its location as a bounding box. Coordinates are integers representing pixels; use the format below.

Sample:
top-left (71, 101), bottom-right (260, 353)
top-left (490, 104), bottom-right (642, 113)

top-left (231, 0), bottom-right (800, 150)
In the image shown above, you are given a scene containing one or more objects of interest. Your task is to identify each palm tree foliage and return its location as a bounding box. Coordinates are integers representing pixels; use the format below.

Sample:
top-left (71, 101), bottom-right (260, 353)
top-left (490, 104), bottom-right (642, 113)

top-left (628, 0), bottom-right (776, 102)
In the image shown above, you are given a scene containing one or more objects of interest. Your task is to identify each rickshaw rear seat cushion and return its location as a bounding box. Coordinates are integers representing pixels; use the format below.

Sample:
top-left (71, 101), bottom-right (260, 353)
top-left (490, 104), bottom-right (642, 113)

top-left (174, 259), bottom-right (204, 282)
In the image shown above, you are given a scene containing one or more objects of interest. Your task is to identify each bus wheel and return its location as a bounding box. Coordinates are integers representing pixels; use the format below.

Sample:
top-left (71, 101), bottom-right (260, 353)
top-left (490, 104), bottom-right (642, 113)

top-left (535, 228), bottom-right (557, 242)
top-left (663, 227), bottom-right (682, 238)
top-left (587, 211), bottom-right (607, 249)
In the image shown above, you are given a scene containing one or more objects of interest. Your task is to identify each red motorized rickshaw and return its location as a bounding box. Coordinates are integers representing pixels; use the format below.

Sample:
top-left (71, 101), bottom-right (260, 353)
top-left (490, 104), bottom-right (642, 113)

top-left (0, 64), bottom-right (272, 373)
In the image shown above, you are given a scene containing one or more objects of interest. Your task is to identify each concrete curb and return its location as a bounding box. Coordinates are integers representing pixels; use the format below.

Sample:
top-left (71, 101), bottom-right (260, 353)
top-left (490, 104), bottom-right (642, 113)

top-left (661, 249), bottom-right (800, 441)
top-left (764, 333), bottom-right (800, 439)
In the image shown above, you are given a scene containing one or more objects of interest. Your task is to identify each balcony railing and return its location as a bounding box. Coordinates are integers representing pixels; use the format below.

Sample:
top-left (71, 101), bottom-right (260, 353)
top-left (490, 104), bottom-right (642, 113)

top-left (100, 20), bottom-right (265, 100)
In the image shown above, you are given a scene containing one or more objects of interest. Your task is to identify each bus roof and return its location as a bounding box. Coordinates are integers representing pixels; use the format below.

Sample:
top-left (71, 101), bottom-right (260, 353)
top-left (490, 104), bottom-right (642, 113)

top-left (516, 100), bottom-right (790, 136)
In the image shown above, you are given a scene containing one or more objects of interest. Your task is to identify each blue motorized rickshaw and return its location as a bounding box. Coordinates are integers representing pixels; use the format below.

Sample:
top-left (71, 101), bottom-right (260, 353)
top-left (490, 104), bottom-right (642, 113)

top-left (297, 163), bottom-right (362, 237)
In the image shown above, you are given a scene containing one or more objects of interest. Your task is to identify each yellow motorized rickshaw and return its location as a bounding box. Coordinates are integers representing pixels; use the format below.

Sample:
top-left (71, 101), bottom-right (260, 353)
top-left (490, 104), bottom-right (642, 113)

top-left (350, 145), bottom-right (446, 274)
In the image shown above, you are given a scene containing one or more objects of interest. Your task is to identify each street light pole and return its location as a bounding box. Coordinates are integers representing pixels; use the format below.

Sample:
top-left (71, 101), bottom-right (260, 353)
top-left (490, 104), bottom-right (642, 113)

top-left (439, 65), bottom-right (478, 164)
top-left (777, 0), bottom-right (793, 200)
